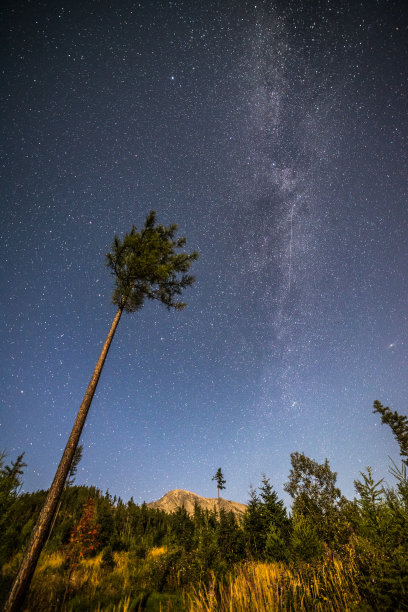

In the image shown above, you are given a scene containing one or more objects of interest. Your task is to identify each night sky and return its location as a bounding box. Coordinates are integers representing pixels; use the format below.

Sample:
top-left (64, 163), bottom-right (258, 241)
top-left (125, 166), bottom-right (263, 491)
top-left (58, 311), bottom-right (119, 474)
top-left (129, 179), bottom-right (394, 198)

top-left (1, 0), bottom-right (407, 506)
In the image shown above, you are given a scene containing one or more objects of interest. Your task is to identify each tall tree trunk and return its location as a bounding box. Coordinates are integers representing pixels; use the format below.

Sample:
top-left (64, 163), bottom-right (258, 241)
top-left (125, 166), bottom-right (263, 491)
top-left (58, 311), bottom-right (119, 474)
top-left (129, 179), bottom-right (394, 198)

top-left (45, 497), bottom-right (62, 547)
top-left (3, 305), bottom-right (124, 612)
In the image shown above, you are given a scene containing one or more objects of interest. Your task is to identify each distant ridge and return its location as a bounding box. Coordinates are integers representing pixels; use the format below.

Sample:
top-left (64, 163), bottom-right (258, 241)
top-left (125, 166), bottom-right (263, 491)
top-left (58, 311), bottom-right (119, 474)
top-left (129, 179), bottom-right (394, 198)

top-left (147, 489), bottom-right (247, 518)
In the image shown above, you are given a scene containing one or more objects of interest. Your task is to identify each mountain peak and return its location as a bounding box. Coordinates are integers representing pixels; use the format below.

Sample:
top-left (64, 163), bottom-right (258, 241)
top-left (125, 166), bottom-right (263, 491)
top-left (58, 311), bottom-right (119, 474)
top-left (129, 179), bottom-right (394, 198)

top-left (147, 489), bottom-right (247, 518)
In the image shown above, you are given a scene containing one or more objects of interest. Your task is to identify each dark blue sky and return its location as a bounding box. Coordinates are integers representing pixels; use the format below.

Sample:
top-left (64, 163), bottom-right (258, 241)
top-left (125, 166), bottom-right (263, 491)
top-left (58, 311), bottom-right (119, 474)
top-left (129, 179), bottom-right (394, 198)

top-left (1, 0), bottom-right (407, 505)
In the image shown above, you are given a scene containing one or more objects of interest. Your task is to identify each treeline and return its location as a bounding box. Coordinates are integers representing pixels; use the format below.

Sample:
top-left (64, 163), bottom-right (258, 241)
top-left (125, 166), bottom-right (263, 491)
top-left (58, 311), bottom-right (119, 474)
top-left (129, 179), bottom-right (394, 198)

top-left (1, 400), bottom-right (407, 610)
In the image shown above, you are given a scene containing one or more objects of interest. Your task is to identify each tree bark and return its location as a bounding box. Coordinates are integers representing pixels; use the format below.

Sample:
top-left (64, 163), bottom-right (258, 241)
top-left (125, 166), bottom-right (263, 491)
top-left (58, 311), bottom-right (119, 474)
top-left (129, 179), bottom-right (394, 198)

top-left (3, 305), bottom-right (124, 612)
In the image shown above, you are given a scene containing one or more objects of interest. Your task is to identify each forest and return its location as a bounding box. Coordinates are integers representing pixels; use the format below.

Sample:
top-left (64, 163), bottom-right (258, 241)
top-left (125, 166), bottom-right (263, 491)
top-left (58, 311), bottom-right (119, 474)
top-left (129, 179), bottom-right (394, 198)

top-left (1, 400), bottom-right (407, 611)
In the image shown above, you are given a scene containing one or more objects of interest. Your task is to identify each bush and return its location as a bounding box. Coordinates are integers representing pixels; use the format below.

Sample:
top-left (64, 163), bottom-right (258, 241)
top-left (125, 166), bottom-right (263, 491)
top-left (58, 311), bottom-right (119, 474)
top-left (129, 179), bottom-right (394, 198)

top-left (101, 545), bottom-right (115, 570)
top-left (290, 517), bottom-right (324, 562)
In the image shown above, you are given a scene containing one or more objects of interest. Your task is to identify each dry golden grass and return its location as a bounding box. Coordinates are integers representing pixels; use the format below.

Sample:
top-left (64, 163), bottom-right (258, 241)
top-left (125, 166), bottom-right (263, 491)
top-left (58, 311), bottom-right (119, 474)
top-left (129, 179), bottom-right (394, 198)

top-left (4, 548), bottom-right (362, 611)
top-left (188, 558), bottom-right (362, 611)
top-left (147, 546), bottom-right (168, 559)
top-left (37, 551), bottom-right (65, 570)
top-left (1, 552), bottom-right (23, 577)
top-left (22, 551), bottom-right (126, 609)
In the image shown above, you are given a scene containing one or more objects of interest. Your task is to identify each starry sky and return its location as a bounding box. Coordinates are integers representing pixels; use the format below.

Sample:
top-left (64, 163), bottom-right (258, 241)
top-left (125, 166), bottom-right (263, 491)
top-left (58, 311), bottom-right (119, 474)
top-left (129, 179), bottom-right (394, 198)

top-left (1, 0), bottom-right (407, 506)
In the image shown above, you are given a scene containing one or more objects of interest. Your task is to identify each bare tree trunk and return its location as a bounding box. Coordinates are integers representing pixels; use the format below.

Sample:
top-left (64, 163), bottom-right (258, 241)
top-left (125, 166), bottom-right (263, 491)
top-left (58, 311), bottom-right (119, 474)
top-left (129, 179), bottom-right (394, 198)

top-left (3, 305), bottom-right (124, 612)
top-left (45, 497), bottom-right (62, 547)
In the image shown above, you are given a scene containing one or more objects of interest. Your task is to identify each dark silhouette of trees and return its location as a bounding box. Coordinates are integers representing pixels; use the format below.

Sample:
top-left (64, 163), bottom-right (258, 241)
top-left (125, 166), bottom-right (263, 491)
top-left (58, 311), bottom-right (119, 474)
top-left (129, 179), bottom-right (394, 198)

top-left (4, 211), bottom-right (197, 612)
top-left (2, 398), bottom-right (408, 610)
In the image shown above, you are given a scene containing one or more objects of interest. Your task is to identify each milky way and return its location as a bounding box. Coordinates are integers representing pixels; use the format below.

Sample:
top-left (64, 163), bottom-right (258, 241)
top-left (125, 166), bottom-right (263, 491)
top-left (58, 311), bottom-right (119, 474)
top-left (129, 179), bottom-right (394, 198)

top-left (1, 1), bottom-right (407, 505)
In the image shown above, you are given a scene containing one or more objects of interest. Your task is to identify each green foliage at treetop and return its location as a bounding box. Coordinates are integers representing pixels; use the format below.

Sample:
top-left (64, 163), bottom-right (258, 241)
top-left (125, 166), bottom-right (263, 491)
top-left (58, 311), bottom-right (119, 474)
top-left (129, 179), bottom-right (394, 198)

top-left (373, 400), bottom-right (408, 464)
top-left (106, 210), bottom-right (198, 313)
top-left (212, 468), bottom-right (226, 496)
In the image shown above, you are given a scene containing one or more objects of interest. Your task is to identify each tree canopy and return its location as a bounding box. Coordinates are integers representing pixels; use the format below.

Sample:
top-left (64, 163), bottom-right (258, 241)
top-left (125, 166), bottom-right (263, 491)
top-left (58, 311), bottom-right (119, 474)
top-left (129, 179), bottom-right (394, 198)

top-left (284, 452), bottom-right (343, 523)
top-left (106, 210), bottom-right (198, 313)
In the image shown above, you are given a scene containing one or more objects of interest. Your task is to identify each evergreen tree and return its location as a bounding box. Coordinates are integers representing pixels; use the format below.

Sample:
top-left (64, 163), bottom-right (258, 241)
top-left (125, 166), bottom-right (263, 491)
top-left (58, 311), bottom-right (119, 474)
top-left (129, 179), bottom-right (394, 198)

top-left (0, 453), bottom-right (26, 519)
top-left (169, 506), bottom-right (194, 552)
top-left (212, 468), bottom-right (226, 501)
top-left (216, 509), bottom-right (245, 566)
top-left (373, 400), bottom-right (408, 465)
top-left (290, 515), bottom-right (324, 562)
top-left (242, 486), bottom-right (263, 558)
top-left (354, 467), bottom-right (386, 541)
top-left (259, 476), bottom-right (290, 561)
top-left (114, 497), bottom-right (130, 544)
top-left (243, 477), bottom-right (289, 561)
top-left (101, 544), bottom-right (115, 570)
top-left (259, 475), bottom-right (288, 530)
top-left (194, 508), bottom-right (219, 575)
top-left (97, 496), bottom-right (115, 548)
top-left (66, 445), bottom-right (83, 488)
top-left (4, 211), bottom-right (197, 612)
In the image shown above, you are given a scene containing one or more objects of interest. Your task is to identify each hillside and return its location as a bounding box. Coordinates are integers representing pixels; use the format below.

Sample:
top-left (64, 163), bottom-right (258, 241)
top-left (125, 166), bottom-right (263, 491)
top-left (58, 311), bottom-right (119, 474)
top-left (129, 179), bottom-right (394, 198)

top-left (147, 489), bottom-right (247, 518)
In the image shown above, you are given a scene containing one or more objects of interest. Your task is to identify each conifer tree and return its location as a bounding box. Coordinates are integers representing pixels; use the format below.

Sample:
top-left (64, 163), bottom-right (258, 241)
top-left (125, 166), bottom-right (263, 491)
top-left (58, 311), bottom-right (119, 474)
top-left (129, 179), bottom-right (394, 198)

top-left (212, 468), bottom-right (226, 501)
top-left (354, 466), bottom-right (385, 540)
top-left (4, 211), bottom-right (197, 612)
top-left (373, 400), bottom-right (408, 465)
top-left (259, 475), bottom-right (288, 530)
top-left (242, 486), bottom-right (263, 558)
top-left (242, 477), bottom-right (288, 560)
top-left (216, 509), bottom-right (244, 565)
top-left (0, 453), bottom-right (26, 518)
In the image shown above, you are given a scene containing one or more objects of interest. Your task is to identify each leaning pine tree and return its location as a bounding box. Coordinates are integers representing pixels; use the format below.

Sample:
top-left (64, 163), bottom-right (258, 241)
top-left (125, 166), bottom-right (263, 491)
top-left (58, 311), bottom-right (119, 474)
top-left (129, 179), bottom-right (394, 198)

top-left (4, 211), bottom-right (198, 612)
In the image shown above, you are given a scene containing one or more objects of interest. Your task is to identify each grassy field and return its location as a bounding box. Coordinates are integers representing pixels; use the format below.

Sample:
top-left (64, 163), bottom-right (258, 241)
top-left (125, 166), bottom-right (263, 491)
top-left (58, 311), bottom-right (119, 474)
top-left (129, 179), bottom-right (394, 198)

top-left (1, 547), bottom-right (365, 611)
top-left (188, 557), bottom-right (362, 611)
